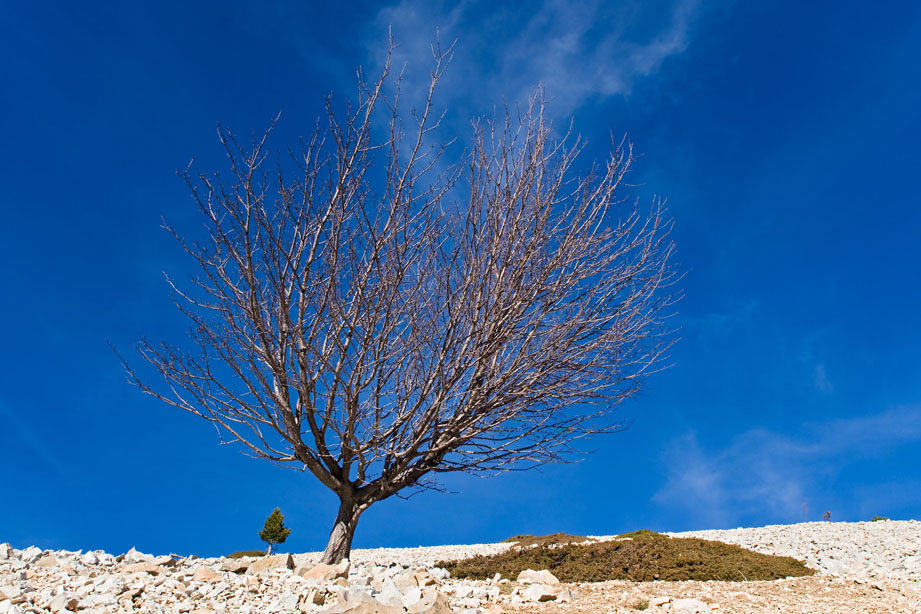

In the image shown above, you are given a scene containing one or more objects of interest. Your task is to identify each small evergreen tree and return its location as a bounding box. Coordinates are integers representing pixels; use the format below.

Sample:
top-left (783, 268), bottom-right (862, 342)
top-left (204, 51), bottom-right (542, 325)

top-left (259, 507), bottom-right (291, 555)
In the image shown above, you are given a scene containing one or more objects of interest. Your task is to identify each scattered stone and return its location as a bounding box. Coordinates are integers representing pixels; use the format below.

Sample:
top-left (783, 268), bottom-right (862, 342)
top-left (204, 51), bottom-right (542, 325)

top-left (35, 555), bottom-right (59, 568)
top-left (405, 590), bottom-right (452, 614)
top-left (246, 553), bottom-right (295, 574)
top-left (517, 569), bottom-right (560, 585)
top-left (47, 593), bottom-right (79, 612)
top-left (324, 588), bottom-right (403, 614)
top-left (392, 571), bottom-right (418, 593)
top-left (1, 521), bottom-right (919, 614)
top-left (120, 563), bottom-right (162, 575)
top-left (220, 558), bottom-right (251, 574)
top-left (192, 567), bottom-right (221, 582)
top-left (556, 588), bottom-right (574, 603)
top-left (18, 546), bottom-right (42, 562)
top-left (307, 587), bottom-right (329, 606)
top-left (79, 552), bottom-right (99, 566)
top-left (121, 547), bottom-right (152, 564)
top-left (671, 598), bottom-right (711, 613)
top-left (298, 559), bottom-right (350, 581)
top-left (377, 577), bottom-right (405, 607)
top-left (153, 555), bottom-right (179, 568)
top-left (522, 583), bottom-right (559, 602)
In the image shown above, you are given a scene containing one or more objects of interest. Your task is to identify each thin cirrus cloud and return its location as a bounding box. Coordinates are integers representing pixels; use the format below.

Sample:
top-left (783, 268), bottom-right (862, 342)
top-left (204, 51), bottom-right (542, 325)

top-left (367, 0), bottom-right (702, 120)
top-left (654, 405), bottom-right (921, 527)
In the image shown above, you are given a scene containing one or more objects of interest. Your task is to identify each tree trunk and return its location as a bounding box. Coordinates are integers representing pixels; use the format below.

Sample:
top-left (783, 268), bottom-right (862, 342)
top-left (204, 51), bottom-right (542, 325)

top-left (320, 497), bottom-right (363, 564)
top-left (266, 543), bottom-right (272, 556)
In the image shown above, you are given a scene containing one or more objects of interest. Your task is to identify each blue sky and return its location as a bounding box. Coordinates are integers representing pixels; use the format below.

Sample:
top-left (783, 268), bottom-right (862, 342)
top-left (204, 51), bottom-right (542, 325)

top-left (1, 0), bottom-right (919, 557)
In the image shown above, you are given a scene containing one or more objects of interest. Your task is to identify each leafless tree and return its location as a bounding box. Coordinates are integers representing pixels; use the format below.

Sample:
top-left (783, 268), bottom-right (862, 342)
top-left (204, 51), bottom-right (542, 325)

top-left (123, 48), bottom-right (677, 564)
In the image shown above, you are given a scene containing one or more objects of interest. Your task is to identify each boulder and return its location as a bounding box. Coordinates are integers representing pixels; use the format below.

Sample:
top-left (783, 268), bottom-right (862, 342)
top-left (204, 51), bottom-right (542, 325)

top-left (298, 559), bottom-right (350, 581)
top-left (306, 587), bottom-right (329, 606)
top-left (35, 555), bottom-right (60, 568)
top-left (672, 598), bottom-right (711, 613)
top-left (121, 547), bottom-right (152, 564)
top-left (278, 590), bottom-right (299, 610)
top-left (323, 589), bottom-right (403, 614)
top-left (392, 571), bottom-right (418, 593)
top-left (192, 567), bottom-right (221, 582)
top-left (246, 553), bottom-right (295, 574)
top-left (19, 546), bottom-right (42, 562)
top-left (404, 590), bottom-right (452, 614)
top-left (428, 568), bottom-right (450, 581)
top-left (402, 587), bottom-right (423, 608)
top-left (152, 555), bottom-right (179, 568)
top-left (47, 594), bottom-right (79, 613)
top-left (414, 570), bottom-right (437, 587)
top-left (376, 577), bottom-right (405, 607)
top-left (516, 569), bottom-right (560, 585)
top-left (117, 587), bottom-right (144, 603)
top-left (220, 558), bottom-right (251, 574)
top-left (79, 552), bottom-right (99, 566)
top-left (0, 543), bottom-right (11, 559)
top-left (556, 588), bottom-right (574, 603)
top-left (522, 584), bottom-right (559, 602)
top-left (120, 562), bottom-right (162, 575)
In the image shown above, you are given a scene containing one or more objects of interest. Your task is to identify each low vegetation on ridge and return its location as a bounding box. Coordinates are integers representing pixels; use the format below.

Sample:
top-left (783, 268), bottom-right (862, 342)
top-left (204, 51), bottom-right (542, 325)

top-left (441, 530), bottom-right (815, 582)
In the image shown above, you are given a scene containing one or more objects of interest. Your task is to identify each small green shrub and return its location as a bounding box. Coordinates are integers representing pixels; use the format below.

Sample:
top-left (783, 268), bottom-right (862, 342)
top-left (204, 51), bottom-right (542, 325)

top-left (634, 600), bottom-right (650, 610)
top-left (227, 550), bottom-right (266, 559)
top-left (259, 507), bottom-right (292, 555)
top-left (870, 516), bottom-right (890, 522)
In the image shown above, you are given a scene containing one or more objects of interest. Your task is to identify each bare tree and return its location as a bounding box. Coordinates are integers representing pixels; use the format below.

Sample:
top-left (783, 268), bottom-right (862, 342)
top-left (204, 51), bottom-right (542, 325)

top-left (124, 49), bottom-right (677, 564)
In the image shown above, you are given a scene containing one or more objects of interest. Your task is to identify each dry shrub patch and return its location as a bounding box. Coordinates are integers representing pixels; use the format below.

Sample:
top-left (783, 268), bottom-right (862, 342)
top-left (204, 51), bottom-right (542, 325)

top-left (227, 550), bottom-right (265, 559)
top-left (441, 531), bottom-right (814, 582)
top-left (502, 533), bottom-right (595, 548)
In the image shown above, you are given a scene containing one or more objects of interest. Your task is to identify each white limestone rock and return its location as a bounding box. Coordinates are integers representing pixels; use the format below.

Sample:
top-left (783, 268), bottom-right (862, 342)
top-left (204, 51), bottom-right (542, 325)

top-left (671, 598), bottom-right (711, 613)
top-left (405, 590), bottom-right (452, 614)
top-left (220, 558), bottom-right (251, 574)
top-left (323, 587), bottom-right (403, 614)
top-left (79, 551), bottom-right (99, 566)
top-left (376, 577), bottom-right (405, 607)
top-left (121, 547), bottom-right (152, 564)
top-left (299, 559), bottom-right (350, 581)
top-left (516, 569), bottom-right (560, 585)
top-left (246, 553), bottom-right (295, 575)
top-left (47, 593), bottom-right (79, 612)
top-left (192, 566), bottom-right (221, 582)
top-left (522, 583), bottom-right (559, 602)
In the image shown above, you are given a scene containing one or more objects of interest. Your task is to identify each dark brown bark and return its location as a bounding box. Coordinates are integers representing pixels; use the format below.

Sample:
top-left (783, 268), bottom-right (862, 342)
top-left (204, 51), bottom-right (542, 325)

top-left (320, 497), bottom-right (363, 564)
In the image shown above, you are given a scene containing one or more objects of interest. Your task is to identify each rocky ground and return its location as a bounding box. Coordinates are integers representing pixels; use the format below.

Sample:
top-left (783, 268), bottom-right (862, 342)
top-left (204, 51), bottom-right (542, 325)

top-left (1, 521), bottom-right (919, 613)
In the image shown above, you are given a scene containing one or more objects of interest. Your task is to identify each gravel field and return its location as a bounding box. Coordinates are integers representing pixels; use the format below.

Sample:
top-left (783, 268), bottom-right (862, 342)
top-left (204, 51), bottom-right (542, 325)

top-left (3, 521), bottom-right (920, 613)
top-left (302, 519), bottom-right (921, 580)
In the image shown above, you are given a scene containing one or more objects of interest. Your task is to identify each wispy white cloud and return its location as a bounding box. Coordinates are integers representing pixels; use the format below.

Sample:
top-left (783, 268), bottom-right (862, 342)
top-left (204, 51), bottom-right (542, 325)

top-left (366, 0), bottom-right (702, 120)
top-left (654, 405), bottom-right (921, 526)
top-left (814, 363), bottom-right (833, 393)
